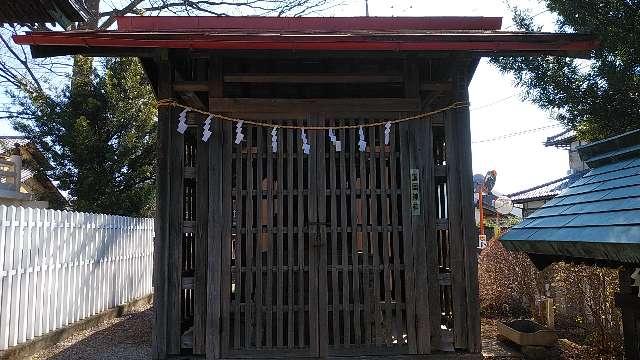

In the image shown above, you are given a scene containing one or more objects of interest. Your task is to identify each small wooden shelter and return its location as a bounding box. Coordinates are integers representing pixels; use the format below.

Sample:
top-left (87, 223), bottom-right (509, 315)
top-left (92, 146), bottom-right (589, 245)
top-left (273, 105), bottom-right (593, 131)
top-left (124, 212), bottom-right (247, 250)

top-left (15, 16), bottom-right (596, 359)
top-left (502, 129), bottom-right (640, 359)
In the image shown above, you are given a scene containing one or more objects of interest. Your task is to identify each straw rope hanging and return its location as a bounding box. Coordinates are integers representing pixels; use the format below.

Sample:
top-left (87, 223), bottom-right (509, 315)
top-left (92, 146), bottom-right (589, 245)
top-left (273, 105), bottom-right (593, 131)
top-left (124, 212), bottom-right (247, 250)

top-left (157, 99), bottom-right (469, 131)
top-left (159, 98), bottom-right (469, 152)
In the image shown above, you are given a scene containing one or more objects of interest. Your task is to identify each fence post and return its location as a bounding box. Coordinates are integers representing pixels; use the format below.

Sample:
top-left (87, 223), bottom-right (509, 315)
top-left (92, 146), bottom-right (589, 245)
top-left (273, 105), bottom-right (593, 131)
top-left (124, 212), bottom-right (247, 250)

top-left (0, 207), bottom-right (154, 351)
top-left (0, 206), bottom-right (11, 349)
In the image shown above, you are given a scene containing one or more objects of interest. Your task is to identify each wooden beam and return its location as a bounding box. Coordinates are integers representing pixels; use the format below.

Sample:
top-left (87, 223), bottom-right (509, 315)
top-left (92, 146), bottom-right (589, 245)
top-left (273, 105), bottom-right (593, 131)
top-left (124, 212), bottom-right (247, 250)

top-left (174, 81), bottom-right (208, 92)
top-left (420, 81), bottom-right (453, 92)
top-left (210, 98), bottom-right (420, 113)
top-left (223, 73), bottom-right (403, 83)
top-left (173, 75), bottom-right (436, 91)
top-left (173, 74), bottom-right (206, 110)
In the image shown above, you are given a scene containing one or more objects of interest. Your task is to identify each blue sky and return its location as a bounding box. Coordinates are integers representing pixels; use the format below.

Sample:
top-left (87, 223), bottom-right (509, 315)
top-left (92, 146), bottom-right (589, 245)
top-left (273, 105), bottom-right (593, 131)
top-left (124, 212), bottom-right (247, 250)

top-left (0, 0), bottom-right (572, 195)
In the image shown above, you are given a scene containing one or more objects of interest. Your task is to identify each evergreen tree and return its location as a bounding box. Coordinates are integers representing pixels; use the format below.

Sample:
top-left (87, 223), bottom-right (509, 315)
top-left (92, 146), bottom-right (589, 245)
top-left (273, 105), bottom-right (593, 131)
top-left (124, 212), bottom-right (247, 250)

top-left (11, 57), bottom-right (157, 216)
top-left (491, 1), bottom-right (640, 141)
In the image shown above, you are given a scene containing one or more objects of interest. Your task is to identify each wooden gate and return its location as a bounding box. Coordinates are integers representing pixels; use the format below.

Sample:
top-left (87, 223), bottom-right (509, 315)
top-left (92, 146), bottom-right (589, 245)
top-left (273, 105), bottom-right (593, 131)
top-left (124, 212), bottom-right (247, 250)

top-left (316, 116), bottom-right (416, 356)
top-left (220, 117), bottom-right (320, 357)
top-left (219, 115), bottom-right (418, 357)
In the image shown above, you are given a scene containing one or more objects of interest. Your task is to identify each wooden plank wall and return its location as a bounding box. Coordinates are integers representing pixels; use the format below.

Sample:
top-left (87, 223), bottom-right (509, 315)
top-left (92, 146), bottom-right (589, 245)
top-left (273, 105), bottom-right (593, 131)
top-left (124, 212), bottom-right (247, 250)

top-left (152, 53), bottom-right (483, 358)
top-left (315, 115), bottom-right (417, 356)
top-left (153, 52), bottom-right (209, 359)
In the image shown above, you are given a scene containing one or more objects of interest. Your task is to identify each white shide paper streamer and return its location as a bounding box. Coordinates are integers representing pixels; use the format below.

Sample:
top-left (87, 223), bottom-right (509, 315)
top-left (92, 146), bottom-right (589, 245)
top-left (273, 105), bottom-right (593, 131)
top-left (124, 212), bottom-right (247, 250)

top-left (384, 122), bottom-right (392, 145)
top-left (202, 115), bottom-right (213, 142)
top-left (235, 120), bottom-right (245, 144)
top-left (177, 108), bottom-right (189, 134)
top-left (301, 129), bottom-right (311, 155)
top-left (358, 126), bottom-right (367, 152)
top-left (328, 128), bottom-right (342, 152)
top-left (271, 127), bottom-right (278, 153)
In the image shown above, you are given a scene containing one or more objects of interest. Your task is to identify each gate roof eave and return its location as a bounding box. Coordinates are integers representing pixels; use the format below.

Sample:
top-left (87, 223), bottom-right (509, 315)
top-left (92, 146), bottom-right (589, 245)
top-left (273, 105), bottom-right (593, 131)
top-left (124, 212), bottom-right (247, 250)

top-left (13, 16), bottom-right (598, 59)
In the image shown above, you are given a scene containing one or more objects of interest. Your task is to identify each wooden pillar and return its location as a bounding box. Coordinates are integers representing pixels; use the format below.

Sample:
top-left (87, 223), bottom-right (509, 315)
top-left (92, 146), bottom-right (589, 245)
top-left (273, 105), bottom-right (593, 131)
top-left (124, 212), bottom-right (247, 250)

top-left (405, 57), bottom-right (429, 354)
top-left (409, 118), bottom-right (438, 354)
top-left (206, 54), bottom-right (224, 359)
top-left (617, 267), bottom-right (640, 360)
top-left (152, 51), bottom-right (171, 360)
top-left (452, 57), bottom-right (481, 353)
top-left (445, 107), bottom-right (468, 350)
top-left (167, 54), bottom-right (185, 356)
top-left (193, 121), bottom-right (209, 354)
top-left (193, 57), bottom-right (210, 356)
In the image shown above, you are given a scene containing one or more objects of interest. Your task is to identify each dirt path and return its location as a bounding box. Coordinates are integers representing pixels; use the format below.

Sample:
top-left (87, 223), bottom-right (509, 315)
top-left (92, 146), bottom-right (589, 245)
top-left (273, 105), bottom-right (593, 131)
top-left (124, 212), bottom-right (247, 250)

top-left (29, 308), bottom-right (600, 360)
top-left (32, 305), bottom-right (152, 360)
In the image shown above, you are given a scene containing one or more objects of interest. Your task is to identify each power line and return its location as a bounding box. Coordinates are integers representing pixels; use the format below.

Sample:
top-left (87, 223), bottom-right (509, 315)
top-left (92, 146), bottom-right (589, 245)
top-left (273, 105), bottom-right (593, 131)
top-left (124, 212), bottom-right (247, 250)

top-left (472, 124), bottom-right (562, 144)
top-left (470, 95), bottom-right (517, 111)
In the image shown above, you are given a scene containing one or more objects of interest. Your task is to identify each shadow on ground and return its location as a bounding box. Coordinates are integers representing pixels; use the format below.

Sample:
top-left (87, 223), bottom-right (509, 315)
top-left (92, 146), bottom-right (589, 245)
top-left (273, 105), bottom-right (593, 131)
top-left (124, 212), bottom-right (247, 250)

top-left (46, 308), bottom-right (152, 360)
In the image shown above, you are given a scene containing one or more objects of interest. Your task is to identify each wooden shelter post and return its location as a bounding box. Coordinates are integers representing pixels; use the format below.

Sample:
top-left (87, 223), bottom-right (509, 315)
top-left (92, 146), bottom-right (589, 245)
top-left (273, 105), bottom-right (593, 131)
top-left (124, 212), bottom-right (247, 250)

top-left (453, 58), bottom-right (481, 353)
top-left (152, 51), bottom-right (171, 360)
top-left (205, 55), bottom-right (224, 359)
top-left (617, 267), bottom-right (640, 360)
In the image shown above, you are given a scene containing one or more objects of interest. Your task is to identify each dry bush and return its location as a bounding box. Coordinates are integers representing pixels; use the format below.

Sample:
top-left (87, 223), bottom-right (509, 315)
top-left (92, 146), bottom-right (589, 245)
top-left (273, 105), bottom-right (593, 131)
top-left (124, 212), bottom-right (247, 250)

top-left (550, 263), bottom-right (623, 356)
top-left (478, 237), bottom-right (545, 319)
top-left (478, 237), bottom-right (624, 357)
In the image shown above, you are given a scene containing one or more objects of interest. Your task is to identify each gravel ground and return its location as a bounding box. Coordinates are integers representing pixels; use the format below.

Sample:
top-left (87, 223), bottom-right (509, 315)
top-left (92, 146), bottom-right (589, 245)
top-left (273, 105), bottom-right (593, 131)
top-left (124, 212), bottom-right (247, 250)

top-left (27, 308), bottom-right (606, 360)
top-left (31, 303), bottom-right (152, 360)
top-left (481, 319), bottom-right (523, 359)
top-left (480, 318), bottom-right (617, 360)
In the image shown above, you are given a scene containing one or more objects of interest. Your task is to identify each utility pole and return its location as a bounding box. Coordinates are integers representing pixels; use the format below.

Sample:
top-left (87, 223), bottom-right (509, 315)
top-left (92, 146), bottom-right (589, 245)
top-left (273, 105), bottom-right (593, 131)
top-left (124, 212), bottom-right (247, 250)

top-left (365, 0), bottom-right (369, 16)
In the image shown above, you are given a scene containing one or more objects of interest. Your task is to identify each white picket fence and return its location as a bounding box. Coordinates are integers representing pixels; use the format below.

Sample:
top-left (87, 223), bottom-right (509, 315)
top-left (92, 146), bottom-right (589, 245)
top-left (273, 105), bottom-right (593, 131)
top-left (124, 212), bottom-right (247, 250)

top-left (0, 206), bottom-right (154, 350)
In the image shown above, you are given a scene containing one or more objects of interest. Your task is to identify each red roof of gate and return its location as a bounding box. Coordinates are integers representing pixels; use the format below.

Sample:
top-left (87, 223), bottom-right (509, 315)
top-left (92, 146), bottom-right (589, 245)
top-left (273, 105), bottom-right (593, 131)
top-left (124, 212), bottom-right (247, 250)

top-left (115, 16), bottom-right (503, 32)
top-left (13, 16), bottom-right (599, 56)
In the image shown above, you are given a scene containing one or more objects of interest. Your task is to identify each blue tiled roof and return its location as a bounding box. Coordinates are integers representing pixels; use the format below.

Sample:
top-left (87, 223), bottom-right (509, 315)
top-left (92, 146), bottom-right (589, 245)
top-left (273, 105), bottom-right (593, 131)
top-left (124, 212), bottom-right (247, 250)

top-left (544, 129), bottom-right (576, 148)
top-left (508, 171), bottom-right (587, 203)
top-left (501, 129), bottom-right (640, 265)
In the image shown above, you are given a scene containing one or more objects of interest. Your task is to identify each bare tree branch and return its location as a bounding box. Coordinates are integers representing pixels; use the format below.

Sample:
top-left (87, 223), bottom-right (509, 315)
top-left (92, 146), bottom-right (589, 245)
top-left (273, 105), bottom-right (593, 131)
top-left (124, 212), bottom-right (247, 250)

top-left (0, 0), bottom-right (339, 124)
top-left (0, 28), bottom-right (43, 93)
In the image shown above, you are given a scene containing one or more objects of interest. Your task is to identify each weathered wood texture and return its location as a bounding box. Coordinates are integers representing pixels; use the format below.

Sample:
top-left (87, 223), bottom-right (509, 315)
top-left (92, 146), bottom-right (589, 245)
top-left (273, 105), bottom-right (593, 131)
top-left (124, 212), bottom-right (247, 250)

top-left (617, 268), bottom-right (640, 360)
top-left (206, 55), bottom-right (224, 360)
top-left (210, 99), bottom-right (421, 114)
top-left (453, 59), bottom-right (482, 353)
top-left (193, 115), bottom-right (208, 355)
top-left (217, 117), bottom-right (320, 357)
top-left (153, 53), bottom-right (482, 359)
top-left (317, 116), bottom-right (417, 355)
top-left (152, 53), bottom-right (171, 360)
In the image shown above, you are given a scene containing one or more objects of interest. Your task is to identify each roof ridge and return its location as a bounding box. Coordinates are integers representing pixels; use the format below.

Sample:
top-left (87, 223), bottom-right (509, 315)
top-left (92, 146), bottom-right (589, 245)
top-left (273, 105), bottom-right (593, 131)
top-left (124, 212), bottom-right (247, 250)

top-left (507, 171), bottom-right (585, 198)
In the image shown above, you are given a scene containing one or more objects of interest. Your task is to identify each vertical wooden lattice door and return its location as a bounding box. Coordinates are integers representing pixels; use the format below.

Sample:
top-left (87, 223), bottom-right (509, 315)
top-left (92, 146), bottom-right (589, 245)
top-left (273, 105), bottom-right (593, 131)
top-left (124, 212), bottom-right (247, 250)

top-left (220, 119), bottom-right (320, 357)
top-left (317, 117), bottom-right (416, 355)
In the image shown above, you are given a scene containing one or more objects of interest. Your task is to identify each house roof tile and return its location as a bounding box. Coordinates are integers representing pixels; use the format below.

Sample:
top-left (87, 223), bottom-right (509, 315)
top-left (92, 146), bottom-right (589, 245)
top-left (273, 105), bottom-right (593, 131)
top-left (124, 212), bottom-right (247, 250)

top-left (501, 129), bottom-right (640, 266)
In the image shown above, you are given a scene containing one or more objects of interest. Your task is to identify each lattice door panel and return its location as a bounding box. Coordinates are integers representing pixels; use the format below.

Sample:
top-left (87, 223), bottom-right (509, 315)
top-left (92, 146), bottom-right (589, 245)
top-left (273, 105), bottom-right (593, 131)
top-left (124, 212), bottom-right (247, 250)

top-left (317, 117), bottom-right (416, 354)
top-left (220, 119), bottom-right (319, 357)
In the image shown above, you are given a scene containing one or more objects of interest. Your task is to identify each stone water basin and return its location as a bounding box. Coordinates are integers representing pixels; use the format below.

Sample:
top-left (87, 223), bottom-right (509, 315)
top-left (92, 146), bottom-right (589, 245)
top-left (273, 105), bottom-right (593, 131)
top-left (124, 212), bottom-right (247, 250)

top-left (497, 319), bottom-right (558, 347)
